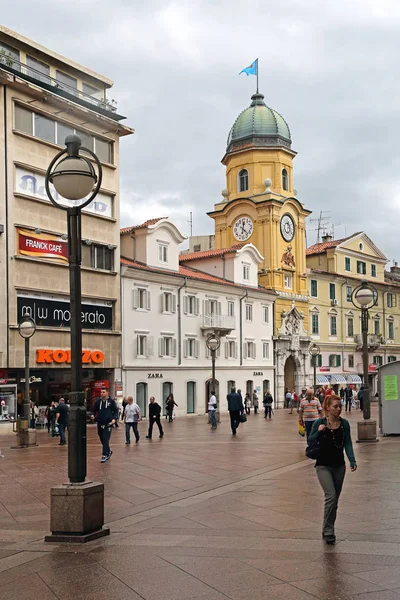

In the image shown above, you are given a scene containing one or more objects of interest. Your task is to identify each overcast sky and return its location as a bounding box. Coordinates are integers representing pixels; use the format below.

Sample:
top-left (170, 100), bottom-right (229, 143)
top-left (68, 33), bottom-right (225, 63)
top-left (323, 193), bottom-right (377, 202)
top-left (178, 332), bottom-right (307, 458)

top-left (3, 0), bottom-right (400, 262)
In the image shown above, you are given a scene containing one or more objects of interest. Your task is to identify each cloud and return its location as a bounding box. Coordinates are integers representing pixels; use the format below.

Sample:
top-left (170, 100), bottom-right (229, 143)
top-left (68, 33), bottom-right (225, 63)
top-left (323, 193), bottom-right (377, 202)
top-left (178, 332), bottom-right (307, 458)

top-left (2, 0), bottom-right (400, 261)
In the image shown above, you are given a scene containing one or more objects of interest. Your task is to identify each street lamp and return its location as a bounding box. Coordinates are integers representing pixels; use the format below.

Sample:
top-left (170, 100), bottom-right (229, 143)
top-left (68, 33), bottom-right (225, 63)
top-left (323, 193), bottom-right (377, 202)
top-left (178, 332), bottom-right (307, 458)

top-left (45, 135), bottom-right (108, 542)
top-left (351, 279), bottom-right (378, 441)
top-left (309, 343), bottom-right (321, 393)
top-left (206, 333), bottom-right (220, 415)
top-left (18, 315), bottom-right (36, 447)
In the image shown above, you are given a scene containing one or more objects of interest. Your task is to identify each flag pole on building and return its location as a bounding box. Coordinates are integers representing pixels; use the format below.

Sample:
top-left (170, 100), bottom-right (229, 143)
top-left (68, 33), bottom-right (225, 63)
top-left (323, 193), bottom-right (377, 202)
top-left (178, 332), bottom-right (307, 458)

top-left (239, 58), bottom-right (259, 93)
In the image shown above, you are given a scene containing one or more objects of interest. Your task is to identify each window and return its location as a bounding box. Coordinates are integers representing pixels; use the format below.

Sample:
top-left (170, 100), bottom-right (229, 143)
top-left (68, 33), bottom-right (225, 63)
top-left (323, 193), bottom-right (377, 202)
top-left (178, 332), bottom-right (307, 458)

top-left (346, 286), bottom-right (352, 302)
top-left (26, 56), bottom-right (50, 82)
top-left (345, 257), bottom-right (351, 272)
top-left (136, 335), bottom-right (148, 357)
top-left (330, 314), bottom-right (337, 336)
top-left (244, 341), bottom-right (256, 359)
top-left (311, 313), bottom-right (319, 335)
top-left (82, 82), bottom-right (102, 99)
top-left (371, 264), bottom-right (377, 277)
top-left (185, 295), bottom-right (199, 316)
top-left (262, 342), bottom-right (270, 359)
top-left (242, 263), bottom-right (250, 281)
top-left (282, 168), bottom-right (289, 191)
top-left (94, 137), bottom-right (112, 163)
top-left (387, 293), bottom-right (395, 308)
top-left (388, 356), bottom-right (397, 363)
top-left (374, 319), bottom-right (380, 335)
top-left (57, 122), bottom-right (75, 144)
top-left (34, 113), bottom-right (55, 143)
top-left (329, 354), bottom-right (341, 367)
top-left (348, 355), bottom-right (354, 368)
top-left (162, 292), bottom-right (176, 313)
top-left (357, 260), bottom-right (366, 275)
top-left (238, 169), bottom-right (249, 192)
top-left (184, 337), bottom-right (199, 358)
top-left (88, 244), bottom-right (113, 271)
top-left (227, 301), bottom-right (235, 317)
top-left (209, 300), bottom-right (218, 315)
top-left (359, 242), bottom-right (364, 251)
top-left (193, 244), bottom-right (201, 252)
top-left (226, 340), bottom-right (237, 359)
top-left (262, 305), bottom-right (269, 324)
top-left (373, 355), bottom-right (383, 367)
top-left (245, 304), bottom-right (253, 322)
top-left (347, 317), bottom-right (354, 337)
top-left (133, 287), bottom-right (151, 310)
top-left (158, 243), bottom-right (168, 263)
top-left (311, 354), bottom-right (322, 367)
top-left (388, 320), bottom-right (395, 340)
top-left (284, 275), bottom-right (292, 289)
top-left (329, 283), bottom-right (336, 300)
top-left (159, 336), bottom-right (176, 358)
top-left (187, 381), bottom-right (196, 414)
top-left (15, 105), bottom-right (33, 135)
top-left (310, 280), bottom-right (318, 298)
top-left (56, 70), bottom-right (78, 91)
top-left (0, 42), bottom-right (20, 69)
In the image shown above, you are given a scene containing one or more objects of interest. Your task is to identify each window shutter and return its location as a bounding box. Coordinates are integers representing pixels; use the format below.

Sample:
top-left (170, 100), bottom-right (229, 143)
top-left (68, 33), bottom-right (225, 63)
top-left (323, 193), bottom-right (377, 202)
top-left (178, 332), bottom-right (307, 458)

top-left (158, 337), bottom-right (164, 357)
top-left (161, 293), bottom-right (165, 312)
top-left (147, 336), bottom-right (153, 357)
top-left (183, 339), bottom-right (188, 358)
top-left (172, 338), bottom-right (177, 358)
top-left (133, 289), bottom-right (139, 309)
top-left (216, 346), bottom-right (221, 358)
top-left (234, 342), bottom-right (238, 359)
top-left (253, 343), bottom-right (256, 359)
top-left (244, 343), bottom-right (248, 359)
top-left (195, 339), bottom-right (200, 358)
top-left (336, 355), bottom-right (341, 367)
top-left (183, 296), bottom-right (188, 314)
top-left (225, 341), bottom-right (229, 358)
top-left (172, 295), bottom-right (177, 313)
top-left (144, 336), bottom-right (148, 358)
top-left (202, 299), bottom-right (206, 315)
top-left (146, 290), bottom-right (151, 311)
top-left (217, 301), bottom-right (222, 315)
top-left (195, 298), bottom-right (200, 315)
top-left (134, 336), bottom-right (138, 358)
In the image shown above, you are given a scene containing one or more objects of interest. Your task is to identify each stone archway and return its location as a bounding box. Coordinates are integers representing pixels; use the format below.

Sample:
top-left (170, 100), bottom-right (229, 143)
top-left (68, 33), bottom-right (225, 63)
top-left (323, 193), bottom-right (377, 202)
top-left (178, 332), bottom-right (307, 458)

top-left (284, 355), bottom-right (296, 392)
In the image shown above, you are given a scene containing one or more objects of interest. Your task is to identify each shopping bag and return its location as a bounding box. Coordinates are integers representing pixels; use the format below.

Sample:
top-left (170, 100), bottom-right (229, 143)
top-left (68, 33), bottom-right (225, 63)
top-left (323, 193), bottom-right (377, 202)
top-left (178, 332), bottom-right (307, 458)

top-left (298, 422), bottom-right (305, 437)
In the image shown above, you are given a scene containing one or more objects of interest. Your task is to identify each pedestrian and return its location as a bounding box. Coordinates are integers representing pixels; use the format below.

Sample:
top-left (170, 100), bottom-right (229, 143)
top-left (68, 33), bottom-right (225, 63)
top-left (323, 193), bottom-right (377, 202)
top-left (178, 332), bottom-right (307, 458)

top-left (91, 387), bottom-right (118, 463)
top-left (30, 400), bottom-right (38, 429)
top-left (343, 385), bottom-right (352, 412)
top-left (146, 396), bottom-right (164, 439)
top-left (324, 385), bottom-right (333, 399)
top-left (252, 391), bottom-right (259, 414)
top-left (45, 401), bottom-right (56, 433)
top-left (339, 387), bottom-right (345, 402)
top-left (227, 386), bottom-right (244, 436)
top-left (121, 396), bottom-right (127, 421)
top-left (245, 393), bottom-right (252, 415)
top-left (298, 388), bottom-right (322, 441)
top-left (56, 397), bottom-right (68, 446)
top-left (284, 388), bottom-right (291, 409)
top-left (263, 390), bottom-right (273, 419)
top-left (318, 387), bottom-right (325, 405)
top-left (358, 386), bottom-right (364, 412)
top-left (166, 393), bottom-right (178, 422)
top-left (208, 390), bottom-right (217, 429)
top-left (289, 390), bottom-right (298, 414)
top-left (353, 388), bottom-right (358, 409)
top-left (124, 395), bottom-right (141, 444)
top-left (308, 394), bottom-right (357, 545)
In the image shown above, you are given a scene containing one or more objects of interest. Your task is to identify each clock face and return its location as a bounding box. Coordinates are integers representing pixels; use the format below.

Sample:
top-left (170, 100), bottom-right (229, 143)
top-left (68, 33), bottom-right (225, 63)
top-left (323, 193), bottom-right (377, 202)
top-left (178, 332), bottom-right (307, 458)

top-left (233, 216), bottom-right (254, 241)
top-left (280, 214), bottom-right (295, 242)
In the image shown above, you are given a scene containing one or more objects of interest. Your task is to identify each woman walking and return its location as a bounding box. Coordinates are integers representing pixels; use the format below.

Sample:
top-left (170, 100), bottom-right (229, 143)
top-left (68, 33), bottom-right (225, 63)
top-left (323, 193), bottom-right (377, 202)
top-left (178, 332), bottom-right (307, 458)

top-left (166, 394), bottom-right (178, 422)
top-left (244, 393), bottom-right (252, 415)
top-left (309, 394), bottom-right (357, 545)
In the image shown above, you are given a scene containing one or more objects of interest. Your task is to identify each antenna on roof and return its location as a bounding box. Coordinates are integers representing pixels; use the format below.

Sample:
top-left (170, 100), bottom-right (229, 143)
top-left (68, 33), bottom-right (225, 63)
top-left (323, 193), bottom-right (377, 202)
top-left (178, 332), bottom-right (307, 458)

top-left (187, 212), bottom-right (193, 237)
top-left (309, 211), bottom-right (331, 243)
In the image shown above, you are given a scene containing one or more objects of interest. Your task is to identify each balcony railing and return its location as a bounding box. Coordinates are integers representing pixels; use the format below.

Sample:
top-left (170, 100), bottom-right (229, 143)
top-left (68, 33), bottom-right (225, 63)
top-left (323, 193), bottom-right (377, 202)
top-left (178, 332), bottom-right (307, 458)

top-left (354, 334), bottom-right (381, 350)
top-left (0, 54), bottom-right (125, 121)
top-left (201, 314), bottom-right (236, 331)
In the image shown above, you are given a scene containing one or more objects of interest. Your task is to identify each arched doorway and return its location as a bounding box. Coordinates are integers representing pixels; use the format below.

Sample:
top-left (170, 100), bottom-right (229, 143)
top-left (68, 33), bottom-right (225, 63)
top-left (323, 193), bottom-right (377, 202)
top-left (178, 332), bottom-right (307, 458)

top-left (187, 381), bottom-right (196, 414)
top-left (284, 355), bottom-right (296, 393)
top-left (205, 378), bottom-right (219, 413)
top-left (246, 380), bottom-right (253, 397)
top-left (136, 382), bottom-right (147, 417)
top-left (162, 381), bottom-right (173, 416)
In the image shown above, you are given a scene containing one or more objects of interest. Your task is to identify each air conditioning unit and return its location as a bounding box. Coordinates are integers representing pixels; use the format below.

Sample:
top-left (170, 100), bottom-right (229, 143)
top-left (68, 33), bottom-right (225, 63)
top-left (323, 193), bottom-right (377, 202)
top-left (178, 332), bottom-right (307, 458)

top-left (331, 299), bottom-right (338, 306)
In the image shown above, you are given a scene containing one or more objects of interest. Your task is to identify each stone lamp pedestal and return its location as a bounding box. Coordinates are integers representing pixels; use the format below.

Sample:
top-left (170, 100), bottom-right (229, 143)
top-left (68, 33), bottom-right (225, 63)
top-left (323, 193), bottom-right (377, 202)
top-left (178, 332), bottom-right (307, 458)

top-left (45, 481), bottom-right (109, 543)
top-left (357, 420), bottom-right (379, 443)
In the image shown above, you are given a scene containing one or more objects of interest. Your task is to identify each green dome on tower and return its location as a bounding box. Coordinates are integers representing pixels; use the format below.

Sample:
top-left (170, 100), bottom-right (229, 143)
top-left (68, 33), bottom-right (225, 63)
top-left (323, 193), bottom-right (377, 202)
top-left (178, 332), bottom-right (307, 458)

top-left (227, 92), bottom-right (291, 153)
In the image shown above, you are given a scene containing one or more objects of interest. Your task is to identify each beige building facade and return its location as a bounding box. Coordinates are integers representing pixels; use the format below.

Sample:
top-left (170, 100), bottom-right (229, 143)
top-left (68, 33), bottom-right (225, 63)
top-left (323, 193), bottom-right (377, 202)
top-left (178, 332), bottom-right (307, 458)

top-left (0, 27), bottom-right (133, 427)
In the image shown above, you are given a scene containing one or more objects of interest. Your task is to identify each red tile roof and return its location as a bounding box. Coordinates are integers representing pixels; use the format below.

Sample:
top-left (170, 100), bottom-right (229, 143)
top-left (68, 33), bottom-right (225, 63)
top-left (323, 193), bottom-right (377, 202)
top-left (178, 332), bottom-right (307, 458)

top-left (120, 217), bottom-right (167, 234)
top-left (306, 233), bottom-right (362, 256)
top-left (180, 243), bottom-right (246, 262)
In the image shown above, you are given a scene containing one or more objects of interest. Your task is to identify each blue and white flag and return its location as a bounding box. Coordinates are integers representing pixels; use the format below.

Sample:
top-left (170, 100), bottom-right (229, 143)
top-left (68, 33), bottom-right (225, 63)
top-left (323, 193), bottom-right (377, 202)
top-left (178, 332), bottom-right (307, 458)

top-left (239, 59), bottom-right (258, 76)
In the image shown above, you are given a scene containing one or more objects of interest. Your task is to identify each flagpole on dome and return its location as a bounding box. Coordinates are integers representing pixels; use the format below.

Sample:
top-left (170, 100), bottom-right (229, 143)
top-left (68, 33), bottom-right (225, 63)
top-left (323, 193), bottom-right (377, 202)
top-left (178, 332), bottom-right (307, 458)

top-left (256, 58), bottom-right (259, 94)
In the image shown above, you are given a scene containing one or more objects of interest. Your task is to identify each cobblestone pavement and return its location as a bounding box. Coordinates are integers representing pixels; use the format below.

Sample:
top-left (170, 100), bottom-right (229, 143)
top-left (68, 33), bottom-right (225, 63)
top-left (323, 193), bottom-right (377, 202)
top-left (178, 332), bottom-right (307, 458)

top-left (2, 406), bottom-right (400, 599)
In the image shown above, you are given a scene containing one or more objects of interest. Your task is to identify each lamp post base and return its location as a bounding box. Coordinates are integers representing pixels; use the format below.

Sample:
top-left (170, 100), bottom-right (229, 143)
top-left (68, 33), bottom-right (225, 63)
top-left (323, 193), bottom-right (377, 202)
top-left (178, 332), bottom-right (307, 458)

top-left (45, 481), bottom-right (108, 543)
top-left (357, 420), bottom-right (379, 443)
top-left (10, 427), bottom-right (37, 449)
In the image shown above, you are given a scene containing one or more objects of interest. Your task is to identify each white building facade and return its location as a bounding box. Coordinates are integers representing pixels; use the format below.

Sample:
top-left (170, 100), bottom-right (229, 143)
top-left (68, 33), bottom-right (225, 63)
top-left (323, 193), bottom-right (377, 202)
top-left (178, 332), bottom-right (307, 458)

top-left (120, 218), bottom-right (276, 417)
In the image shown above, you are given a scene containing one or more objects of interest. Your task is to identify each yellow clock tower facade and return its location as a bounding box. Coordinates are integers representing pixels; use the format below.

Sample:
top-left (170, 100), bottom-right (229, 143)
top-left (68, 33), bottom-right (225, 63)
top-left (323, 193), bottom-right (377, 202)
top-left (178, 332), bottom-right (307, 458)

top-left (208, 92), bottom-right (312, 401)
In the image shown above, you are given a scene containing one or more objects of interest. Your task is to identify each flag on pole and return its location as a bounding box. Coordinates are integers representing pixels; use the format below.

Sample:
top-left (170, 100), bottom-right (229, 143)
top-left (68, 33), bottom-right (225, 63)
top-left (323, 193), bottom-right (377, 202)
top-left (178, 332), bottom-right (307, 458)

top-left (239, 59), bottom-right (258, 76)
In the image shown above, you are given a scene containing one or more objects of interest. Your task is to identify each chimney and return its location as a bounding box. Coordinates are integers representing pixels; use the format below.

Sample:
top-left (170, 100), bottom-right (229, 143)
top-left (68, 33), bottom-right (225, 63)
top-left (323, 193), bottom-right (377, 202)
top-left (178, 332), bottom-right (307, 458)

top-left (390, 261), bottom-right (400, 275)
top-left (321, 233), bottom-right (333, 243)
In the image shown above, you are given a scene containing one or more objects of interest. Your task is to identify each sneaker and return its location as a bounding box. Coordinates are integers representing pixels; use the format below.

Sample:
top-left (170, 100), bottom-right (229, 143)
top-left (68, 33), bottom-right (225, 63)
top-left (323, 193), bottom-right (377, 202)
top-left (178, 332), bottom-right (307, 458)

top-left (101, 455), bottom-right (107, 463)
top-left (106, 450), bottom-right (113, 461)
top-left (125, 441), bottom-right (130, 445)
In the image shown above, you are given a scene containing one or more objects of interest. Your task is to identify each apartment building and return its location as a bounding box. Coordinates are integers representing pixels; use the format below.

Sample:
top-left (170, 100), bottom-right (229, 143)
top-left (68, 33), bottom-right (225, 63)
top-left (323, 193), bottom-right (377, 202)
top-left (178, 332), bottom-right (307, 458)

top-left (306, 232), bottom-right (400, 394)
top-left (0, 26), bottom-right (133, 427)
top-left (120, 218), bottom-right (276, 416)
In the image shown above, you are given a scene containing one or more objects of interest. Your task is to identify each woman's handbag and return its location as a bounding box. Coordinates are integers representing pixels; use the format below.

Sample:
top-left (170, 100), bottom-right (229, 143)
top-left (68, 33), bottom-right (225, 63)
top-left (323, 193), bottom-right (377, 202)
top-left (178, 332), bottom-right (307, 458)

top-left (305, 419), bottom-right (326, 459)
top-left (298, 422), bottom-right (305, 437)
top-left (240, 413), bottom-right (247, 423)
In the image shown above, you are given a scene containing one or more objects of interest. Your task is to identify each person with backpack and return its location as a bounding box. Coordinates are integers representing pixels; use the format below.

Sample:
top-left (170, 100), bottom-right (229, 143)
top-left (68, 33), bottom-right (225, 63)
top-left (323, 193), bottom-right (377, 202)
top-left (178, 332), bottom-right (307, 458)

top-left (263, 390), bottom-right (273, 419)
top-left (284, 389), bottom-right (292, 409)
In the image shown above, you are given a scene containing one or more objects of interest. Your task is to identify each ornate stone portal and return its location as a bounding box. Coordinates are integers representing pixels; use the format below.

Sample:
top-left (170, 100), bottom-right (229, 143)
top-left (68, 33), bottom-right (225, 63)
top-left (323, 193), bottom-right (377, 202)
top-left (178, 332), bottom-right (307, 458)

top-left (274, 302), bottom-right (310, 407)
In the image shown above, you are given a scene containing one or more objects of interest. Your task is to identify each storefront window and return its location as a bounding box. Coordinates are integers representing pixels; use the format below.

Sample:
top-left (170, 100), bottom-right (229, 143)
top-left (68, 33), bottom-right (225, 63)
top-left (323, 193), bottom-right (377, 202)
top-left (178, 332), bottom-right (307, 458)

top-left (0, 385), bottom-right (17, 421)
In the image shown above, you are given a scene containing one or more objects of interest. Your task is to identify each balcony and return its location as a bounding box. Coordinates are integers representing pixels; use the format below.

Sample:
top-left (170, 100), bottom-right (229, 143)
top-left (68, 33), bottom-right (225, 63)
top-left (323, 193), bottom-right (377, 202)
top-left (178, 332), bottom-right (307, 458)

top-left (201, 314), bottom-right (235, 337)
top-left (0, 55), bottom-right (125, 122)
top-left (354, 334), bottom-right (381, 350)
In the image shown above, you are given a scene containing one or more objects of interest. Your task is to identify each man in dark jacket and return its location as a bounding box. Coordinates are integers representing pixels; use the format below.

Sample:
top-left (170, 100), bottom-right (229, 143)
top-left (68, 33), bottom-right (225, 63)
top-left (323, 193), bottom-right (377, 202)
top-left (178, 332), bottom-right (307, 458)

top-left (56, 397), bottom-right (68, 446)
top-left (146, 396), bottom-right (164, 440)
top-left (91, 387), bottom-right (118, 463)
top-left (227, 387), bottom-right (244, 435)
top-left (344, 385), bottom-right (353, 412)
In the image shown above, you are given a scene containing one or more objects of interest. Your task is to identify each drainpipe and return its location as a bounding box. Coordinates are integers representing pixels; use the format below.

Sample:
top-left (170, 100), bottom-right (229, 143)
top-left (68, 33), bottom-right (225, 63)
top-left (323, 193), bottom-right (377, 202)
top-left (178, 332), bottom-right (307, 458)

top-left (222, 254), bottom-right (226, 280)
top-left (340, 278), bottom-right (347, 371)
top-left (239, 289), bottom-right (248, 366)
top-left (3, 86), bottom-right (9, 368)
top-left (177, 277), bottom-right (187, 365)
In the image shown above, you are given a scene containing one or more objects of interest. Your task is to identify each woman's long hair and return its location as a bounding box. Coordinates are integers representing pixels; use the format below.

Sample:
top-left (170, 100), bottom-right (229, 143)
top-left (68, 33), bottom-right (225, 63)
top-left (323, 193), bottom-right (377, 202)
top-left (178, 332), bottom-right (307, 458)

top-left (322, 394), bottom-right (341, 416)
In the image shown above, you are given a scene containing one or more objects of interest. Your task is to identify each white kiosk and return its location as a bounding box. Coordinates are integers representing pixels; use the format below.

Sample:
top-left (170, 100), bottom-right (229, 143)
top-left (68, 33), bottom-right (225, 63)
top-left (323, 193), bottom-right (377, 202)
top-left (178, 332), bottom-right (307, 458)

top-left (378, 361), bottom-right (400, 435)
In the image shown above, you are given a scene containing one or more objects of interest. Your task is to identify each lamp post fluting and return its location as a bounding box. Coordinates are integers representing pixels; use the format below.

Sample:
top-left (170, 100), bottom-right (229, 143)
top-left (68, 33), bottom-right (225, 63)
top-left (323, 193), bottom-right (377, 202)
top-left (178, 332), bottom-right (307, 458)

top-left (309, 343), bottom-right (321, 394)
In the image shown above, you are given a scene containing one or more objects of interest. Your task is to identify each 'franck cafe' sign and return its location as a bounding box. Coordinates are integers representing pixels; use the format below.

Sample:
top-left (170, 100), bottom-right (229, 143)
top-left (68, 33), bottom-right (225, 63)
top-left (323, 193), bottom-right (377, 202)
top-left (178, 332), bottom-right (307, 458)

top-left (17, 293), bottom-right (113, 331)
top-left (17, 228), bottom-right (68, 264)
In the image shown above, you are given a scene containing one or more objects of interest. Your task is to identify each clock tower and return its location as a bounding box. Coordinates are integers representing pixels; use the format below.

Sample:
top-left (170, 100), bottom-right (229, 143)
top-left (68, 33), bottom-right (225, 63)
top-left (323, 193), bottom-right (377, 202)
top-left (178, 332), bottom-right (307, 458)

top-left (208, 92), bottom-right (312, 402)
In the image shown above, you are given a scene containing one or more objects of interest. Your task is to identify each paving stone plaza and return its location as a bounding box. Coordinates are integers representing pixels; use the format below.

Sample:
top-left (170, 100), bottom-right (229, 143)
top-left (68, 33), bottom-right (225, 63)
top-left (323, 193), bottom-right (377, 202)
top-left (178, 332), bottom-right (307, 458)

top-left (2, 407), bottom-right (400, 599)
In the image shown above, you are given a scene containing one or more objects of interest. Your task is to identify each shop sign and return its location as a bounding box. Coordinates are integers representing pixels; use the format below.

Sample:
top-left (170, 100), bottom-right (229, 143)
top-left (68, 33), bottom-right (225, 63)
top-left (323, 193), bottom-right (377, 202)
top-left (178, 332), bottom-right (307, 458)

top-left (17, 228), bottom-right (68, 263)
top-left (320, 367), bottom-right (330, 372)
top-left (17, 294), bottom-right (112, 330)
top-left (36, 349), bottom-right (105, 364)
top-left (15, 167), bottom-right (113, 218)
top-left (148, 373), bottom-right (163, 379)
top-left (368, 364), bottom-right (378, 372)
top-left (253, 372), bottom-right (263, 376)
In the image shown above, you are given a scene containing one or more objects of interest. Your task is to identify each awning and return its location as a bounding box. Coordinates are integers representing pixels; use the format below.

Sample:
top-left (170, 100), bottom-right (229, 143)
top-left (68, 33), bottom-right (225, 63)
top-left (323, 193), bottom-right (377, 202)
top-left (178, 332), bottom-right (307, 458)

top-left (345, 374), bottom-right (362, 384)
top-left (329, 374), bottom-right (347, 384)
top-left (316, 375), bottom-right (329, 384)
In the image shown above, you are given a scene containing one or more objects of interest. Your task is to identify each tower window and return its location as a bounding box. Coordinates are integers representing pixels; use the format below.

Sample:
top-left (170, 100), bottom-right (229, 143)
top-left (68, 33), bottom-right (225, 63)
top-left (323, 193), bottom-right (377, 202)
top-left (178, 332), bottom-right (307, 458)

top-left (238, 169), bottom-right (249, 192)
top-left (282, 168), bottom-right (289, 191)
